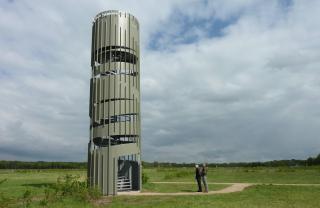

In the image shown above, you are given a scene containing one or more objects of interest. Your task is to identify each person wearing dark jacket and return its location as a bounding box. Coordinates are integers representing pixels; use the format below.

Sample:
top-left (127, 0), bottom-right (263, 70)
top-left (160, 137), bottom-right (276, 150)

top-left (201, 163), bottom-right (209, 192)
top-left (195, 164), bottom-right (202, 192)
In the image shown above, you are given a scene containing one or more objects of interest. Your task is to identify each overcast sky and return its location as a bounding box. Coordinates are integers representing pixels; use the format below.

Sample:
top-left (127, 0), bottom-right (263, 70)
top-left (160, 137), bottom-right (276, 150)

top-left (0, 0), bottom-right (319, 163)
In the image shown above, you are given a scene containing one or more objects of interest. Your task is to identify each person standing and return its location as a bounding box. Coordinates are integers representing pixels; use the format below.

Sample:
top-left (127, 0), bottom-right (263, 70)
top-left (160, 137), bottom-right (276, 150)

top-left (201, 163), bottom-right (209, 192)
top-left (195, 164), bottom-right (202, 192)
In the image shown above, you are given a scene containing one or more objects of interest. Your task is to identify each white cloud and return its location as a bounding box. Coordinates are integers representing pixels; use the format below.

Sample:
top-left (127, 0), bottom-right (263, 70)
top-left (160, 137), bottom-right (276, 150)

top-left (0, 0), bottom-right (319, 162)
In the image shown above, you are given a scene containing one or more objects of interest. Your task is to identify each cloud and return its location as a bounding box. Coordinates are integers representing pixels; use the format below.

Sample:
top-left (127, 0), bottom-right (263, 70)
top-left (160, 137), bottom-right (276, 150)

top-left (0, 0), bottom-right (319, 162)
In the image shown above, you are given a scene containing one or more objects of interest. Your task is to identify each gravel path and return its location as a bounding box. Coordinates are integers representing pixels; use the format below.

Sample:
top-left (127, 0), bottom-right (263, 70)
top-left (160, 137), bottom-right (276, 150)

top-left (118, 183), bottom-right (252, 196)
top-left (152, 182), bottom-right (320, 186)
top-left (117, 182), bottom-right (320, 196)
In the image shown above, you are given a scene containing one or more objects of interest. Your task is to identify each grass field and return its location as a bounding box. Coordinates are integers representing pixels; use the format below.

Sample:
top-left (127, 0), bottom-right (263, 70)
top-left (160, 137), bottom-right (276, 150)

top-left (0, 166), bottom-right (319, 207)
top-left (145, 166), bottom-right (320, 184)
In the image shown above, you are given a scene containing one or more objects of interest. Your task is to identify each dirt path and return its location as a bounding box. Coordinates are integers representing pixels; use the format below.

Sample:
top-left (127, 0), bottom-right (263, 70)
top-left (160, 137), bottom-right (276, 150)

top-left (117, 182), bottom-right (320, 196)
top-left (118, 183), bottom-right (252, 196)
top-left (152, 181), bottom-right (320, 186)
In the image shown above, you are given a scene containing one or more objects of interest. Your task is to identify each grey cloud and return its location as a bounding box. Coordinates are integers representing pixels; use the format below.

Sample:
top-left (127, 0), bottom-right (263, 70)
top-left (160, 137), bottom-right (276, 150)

top-left (0, 0), bottom-right (320, 163)
top-left (141, 0), bottom-right (320, 162)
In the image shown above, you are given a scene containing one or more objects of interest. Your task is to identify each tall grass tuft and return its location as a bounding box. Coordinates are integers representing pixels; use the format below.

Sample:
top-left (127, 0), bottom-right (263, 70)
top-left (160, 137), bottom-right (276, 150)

top-left (22, 190), bottom-right (32, 208)
top-left (142, 171), bottom-right (149, 184)
top-left (36, 174), bottom-right (102, 206)
top-left (0, 178), bottom-right (13, 208)
top-left (51, 174), bottom-right (102, 201)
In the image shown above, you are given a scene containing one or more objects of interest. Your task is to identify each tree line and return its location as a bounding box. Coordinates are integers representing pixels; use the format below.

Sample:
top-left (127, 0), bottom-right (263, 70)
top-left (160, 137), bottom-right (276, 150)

top-left (0, 161), bottom-right (87, 169)
top-left (142, 153), bottom-right (320, 168)
top-left (0, 153), bottom-right (319, 169)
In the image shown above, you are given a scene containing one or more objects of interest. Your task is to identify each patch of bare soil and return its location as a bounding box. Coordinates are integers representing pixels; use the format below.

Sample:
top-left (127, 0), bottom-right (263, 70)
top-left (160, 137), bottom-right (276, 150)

top-left (91, 196), bottom-right (112, 207)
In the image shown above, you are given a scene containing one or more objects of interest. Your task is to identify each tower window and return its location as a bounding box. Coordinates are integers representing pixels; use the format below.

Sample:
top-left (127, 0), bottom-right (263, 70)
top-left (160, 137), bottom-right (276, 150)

top-left (97, 50), bottom-right (138, 64)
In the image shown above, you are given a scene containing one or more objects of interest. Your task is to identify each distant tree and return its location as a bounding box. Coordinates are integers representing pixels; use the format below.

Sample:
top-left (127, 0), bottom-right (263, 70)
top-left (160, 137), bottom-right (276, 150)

top-left (314, 154), bottom-right (320, 165)
top-left (153, 161), bottom-right (159, 168)
top-left (306, 157), bottom-right (314, 166)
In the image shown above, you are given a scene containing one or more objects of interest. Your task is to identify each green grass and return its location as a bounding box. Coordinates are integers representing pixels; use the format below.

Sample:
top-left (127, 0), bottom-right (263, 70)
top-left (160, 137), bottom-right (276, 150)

top-left (0, 166), bottom-right (320, 207)
top-left (145, 166), bottom-right (320, 184)
top-left (0, 169), bottom-right (88, 208)
top-left (110, 185), bottom-right (320, 208)
top-left (0, 169), bottom-right (86, 198)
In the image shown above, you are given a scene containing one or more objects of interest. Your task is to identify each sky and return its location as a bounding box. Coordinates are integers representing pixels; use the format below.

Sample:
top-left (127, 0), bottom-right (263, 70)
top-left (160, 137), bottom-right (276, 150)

top-left (0, 0), bottom-right (320, 163)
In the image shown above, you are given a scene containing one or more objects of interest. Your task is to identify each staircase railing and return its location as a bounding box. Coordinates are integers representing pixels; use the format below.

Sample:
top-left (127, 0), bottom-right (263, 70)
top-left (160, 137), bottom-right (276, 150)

top-left (117, 176), bottom-right (132, 191)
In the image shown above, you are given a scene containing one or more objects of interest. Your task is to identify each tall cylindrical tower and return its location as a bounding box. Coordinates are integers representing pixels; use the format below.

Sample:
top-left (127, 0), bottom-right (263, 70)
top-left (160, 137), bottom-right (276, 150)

top-left (88, 10), bottom-right (141, 195)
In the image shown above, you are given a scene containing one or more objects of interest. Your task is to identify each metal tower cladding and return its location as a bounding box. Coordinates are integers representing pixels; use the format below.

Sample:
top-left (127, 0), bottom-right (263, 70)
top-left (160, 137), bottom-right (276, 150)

top-left (88, 10), bottom-right (141, 195)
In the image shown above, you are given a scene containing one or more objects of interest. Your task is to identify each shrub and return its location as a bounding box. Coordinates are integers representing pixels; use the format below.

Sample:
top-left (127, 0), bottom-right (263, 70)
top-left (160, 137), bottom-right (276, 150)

top-left (53, 174), bottom-right (87, 197)
top-left (142, 171), bottom-right (149, 184)
top-left (39, 187), bottom-right (55, 206)
top-left (88, 187), bottom-right (102, 200)
top-left (50, 174), bottom-right (102, 202)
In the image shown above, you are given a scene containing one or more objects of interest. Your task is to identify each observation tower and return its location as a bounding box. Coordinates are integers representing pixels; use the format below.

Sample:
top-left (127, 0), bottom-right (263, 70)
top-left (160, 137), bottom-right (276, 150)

top-left (88, 10), bottom-right (141, 195)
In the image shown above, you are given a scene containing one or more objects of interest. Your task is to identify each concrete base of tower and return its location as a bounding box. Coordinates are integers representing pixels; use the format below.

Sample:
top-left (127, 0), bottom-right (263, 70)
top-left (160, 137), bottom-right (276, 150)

top-left (87, 143), bottom-right (141, 195)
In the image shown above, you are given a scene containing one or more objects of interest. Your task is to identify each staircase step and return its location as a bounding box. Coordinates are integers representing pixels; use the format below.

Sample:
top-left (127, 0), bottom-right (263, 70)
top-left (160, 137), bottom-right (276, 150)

top-left (118, 182), bottom-right (131, 185)
top-left (117, 176), bottom-right (132, 191)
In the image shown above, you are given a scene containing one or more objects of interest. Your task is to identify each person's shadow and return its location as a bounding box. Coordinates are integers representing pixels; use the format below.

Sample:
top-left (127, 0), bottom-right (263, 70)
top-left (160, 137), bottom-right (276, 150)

top-left (180, 189), bottom-right (195, 192)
